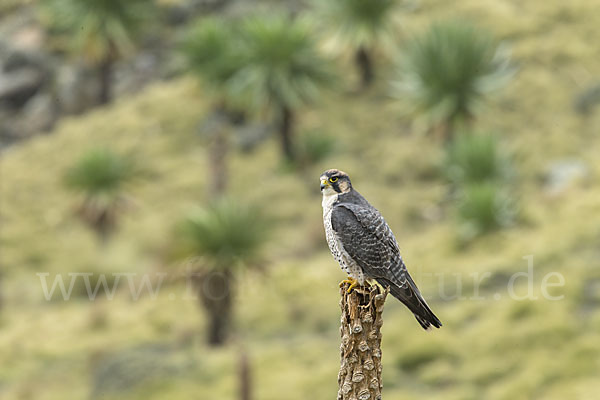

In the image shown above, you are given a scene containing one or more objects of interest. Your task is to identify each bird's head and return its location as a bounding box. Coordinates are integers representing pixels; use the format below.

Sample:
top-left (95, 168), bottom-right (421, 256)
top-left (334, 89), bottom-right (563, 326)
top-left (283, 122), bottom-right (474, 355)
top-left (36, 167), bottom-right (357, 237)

top-left (320, 169), bottom-right (352, 195)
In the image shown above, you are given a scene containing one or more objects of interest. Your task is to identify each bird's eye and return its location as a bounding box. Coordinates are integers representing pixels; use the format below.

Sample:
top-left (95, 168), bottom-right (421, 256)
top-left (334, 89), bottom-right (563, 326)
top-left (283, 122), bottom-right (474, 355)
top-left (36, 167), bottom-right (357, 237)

top-left (330, 177), bottom-right (339, 183)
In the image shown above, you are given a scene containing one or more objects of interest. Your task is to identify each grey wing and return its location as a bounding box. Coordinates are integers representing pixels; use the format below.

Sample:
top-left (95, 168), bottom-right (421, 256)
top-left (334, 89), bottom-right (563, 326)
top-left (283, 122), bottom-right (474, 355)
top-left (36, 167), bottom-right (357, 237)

top-left (330, 203), bottom-right (404, 281)
top-left (331, 204), bottom-right (442, 330)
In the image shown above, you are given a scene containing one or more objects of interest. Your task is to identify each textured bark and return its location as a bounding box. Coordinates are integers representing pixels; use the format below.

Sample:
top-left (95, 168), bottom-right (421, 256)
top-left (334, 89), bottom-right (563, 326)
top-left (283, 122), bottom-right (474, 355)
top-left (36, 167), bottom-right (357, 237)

top-left (209, 126), bottom-right (229, 199)
top-left (279, 105), bottom-right (296, 162)
top-left (76, 198), bottom-right (120, 244)
top-left (197, 269), bottom-right (233, 346)
top-left (338, 283), bottom-right (389, 400)
top-left (98, 54), bottom-right (113, 105)
top-left (355, 46), bottom-right (374, 89)
top-left (239, 350), bottom-right (251, 400)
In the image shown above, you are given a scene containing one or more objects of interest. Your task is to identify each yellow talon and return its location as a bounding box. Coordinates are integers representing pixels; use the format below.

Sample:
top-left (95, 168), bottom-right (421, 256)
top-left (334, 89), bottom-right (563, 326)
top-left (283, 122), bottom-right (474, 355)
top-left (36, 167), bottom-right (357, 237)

top-left (339, 277), bottom-right (360, 293)
top-left (339, 277), bottom-right (354, 288)
top-left (347, 280), bottom-right (359, 293)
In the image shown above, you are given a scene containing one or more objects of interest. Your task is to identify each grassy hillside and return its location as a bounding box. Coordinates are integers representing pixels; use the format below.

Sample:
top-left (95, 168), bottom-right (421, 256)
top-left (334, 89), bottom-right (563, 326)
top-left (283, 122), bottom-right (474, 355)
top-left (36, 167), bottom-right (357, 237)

top-left (1, 0), bottom-right (600, 399)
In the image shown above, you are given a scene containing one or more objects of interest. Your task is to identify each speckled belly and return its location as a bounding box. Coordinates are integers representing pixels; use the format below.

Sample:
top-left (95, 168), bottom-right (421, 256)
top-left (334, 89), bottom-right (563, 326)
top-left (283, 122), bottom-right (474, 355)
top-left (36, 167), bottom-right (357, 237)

top-left (323, 208), bottom-right (365, 284)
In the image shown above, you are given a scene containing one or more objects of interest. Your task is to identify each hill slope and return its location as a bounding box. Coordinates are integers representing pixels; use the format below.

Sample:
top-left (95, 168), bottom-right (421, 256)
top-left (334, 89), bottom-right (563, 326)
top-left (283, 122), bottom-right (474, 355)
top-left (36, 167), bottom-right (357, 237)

top-left (1, 0), bottom-right (600, 399)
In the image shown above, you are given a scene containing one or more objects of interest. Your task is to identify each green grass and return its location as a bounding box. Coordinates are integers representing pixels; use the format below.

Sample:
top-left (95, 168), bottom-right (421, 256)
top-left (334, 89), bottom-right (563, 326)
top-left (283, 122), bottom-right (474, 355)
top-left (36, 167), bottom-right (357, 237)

top-left (1, 0), bottom-right (600, 399)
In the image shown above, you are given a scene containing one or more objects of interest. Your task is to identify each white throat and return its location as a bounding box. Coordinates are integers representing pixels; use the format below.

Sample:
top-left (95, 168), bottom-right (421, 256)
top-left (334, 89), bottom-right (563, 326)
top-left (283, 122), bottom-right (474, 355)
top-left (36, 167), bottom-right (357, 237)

top-left (321, 189), bottom-right (338, 212)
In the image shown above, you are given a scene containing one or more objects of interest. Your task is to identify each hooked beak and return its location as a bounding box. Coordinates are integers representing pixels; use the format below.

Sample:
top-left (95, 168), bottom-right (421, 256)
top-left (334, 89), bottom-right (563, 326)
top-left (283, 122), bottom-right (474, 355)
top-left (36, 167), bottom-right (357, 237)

top-left (320, 178), bottom-right (329, 191)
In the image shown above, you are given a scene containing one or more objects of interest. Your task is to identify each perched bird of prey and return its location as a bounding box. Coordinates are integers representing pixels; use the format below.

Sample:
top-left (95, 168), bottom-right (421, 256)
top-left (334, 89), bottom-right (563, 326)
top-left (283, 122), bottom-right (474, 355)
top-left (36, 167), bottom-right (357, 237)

top-left (320, 169), bottom-right (442, 330)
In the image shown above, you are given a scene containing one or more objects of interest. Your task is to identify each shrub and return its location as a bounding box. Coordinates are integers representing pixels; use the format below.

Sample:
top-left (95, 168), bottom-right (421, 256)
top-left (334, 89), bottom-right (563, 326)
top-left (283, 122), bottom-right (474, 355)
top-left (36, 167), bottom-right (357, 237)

top-left (64, 148), bottom-right (138, 240)
top-left (65, 149), bottom-right (136, 196)
top-left (445, 133), bottom-right (509, 185)
top-left (179, 200), bottom-right (269, 270)
top-left (457, 183), bottom-right (515, 239)
top-left (299, 130), bottom-right (335, 164)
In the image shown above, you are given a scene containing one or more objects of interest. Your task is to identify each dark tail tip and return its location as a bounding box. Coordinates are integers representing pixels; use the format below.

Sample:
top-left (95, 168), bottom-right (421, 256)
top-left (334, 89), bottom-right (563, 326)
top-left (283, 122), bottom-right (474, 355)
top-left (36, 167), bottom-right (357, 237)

top-left (415, 312), bottom-right (443, 330)
top-left (377, 277), bottom-right (443, 330)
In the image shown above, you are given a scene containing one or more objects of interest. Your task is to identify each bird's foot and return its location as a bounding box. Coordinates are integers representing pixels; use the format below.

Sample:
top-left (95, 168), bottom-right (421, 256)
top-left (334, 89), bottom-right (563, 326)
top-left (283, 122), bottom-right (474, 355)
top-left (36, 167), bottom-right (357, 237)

top-left (339, 277), bottom-right (360, 293)
top-left (367, 279), bottom-right (386, 294)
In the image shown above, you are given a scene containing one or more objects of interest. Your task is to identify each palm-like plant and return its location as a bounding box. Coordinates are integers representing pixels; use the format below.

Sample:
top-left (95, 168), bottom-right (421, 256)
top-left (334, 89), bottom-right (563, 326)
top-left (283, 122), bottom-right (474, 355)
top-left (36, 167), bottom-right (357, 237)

top-left (394, 21), bottom-right (514, 143)
top-left (64, 148), bottom-right (137, 241)
top-left (182, 18), bottom-right (246, 197)
top-left (233, 15), bottom-right (333, 163)
top-left (315, 0), bottom-right (398, 88)
top-left (43, 0), bottom-right (153, 104)
top-left (182, 18), bottom-right (244, 103)
top-left (179, 200), bottom-right (269, 346)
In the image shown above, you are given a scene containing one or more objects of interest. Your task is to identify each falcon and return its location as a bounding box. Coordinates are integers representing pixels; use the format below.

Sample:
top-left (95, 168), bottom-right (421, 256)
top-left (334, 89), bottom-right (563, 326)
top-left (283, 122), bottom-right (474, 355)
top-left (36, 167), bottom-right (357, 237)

top-left (320, 169), bottom-right (442, 330)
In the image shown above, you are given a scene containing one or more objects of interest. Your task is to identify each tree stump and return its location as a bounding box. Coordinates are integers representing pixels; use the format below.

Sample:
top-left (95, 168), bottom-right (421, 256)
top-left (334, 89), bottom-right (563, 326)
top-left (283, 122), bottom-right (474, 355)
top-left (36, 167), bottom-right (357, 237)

top-left (338, 283), bottom-right (389, 400)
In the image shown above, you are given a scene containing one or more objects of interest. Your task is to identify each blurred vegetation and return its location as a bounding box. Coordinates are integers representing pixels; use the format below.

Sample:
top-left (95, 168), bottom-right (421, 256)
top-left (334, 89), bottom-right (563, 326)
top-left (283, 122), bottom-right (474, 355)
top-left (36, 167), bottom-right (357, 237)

top-left (41, 0), bottom-right (156, 103)
top-left (298, 129), bottom-right (336, 165)
top-left (178, 200), bottom-right (269, 346)
top-left (393, 21), bottom-right (514, 143)
top-left (234, 14), bottom-right (333, 163)
top-left (182, 14), bottom-right (333, 164)
top-left (445, 133), bottom-right (509, 185)
top-left (182, 17), bottom-right (244, 105)
top-left (181, 17), bottom-right (245, 197)
top-left (314, 0), bottom-right (398, 88)
top-left (457, 183), bottom-right (516, 241)
top-left (1, 0), bottom-right (600, 400)
top-left (64, 148), bottom-right (139, 241)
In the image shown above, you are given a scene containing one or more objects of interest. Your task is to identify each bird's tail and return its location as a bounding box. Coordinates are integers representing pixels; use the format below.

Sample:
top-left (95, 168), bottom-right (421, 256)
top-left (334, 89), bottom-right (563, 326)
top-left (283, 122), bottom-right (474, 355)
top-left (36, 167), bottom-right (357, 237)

top-left (377, 275), bottom-right (442, 330)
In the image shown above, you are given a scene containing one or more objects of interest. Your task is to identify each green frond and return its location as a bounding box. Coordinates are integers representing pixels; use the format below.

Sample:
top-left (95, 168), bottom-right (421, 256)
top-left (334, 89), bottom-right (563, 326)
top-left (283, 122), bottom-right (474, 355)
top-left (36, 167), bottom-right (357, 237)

top-left (42, 0), bottom-right (153, 62)
top-left (64, 148), bottom-right (137, 199)
top-left (181, 17), bottom-right (245, 96)
top-left (314, 0), bottom-right (398, 51)
top-left (393, 21), bottom-right (514, 127)
top-left (231, 15), bottom-right (334, 111)
top-left (179, 200), bottom-right (269, 269)
top-left (445, 133), bottom-right (510, 185)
